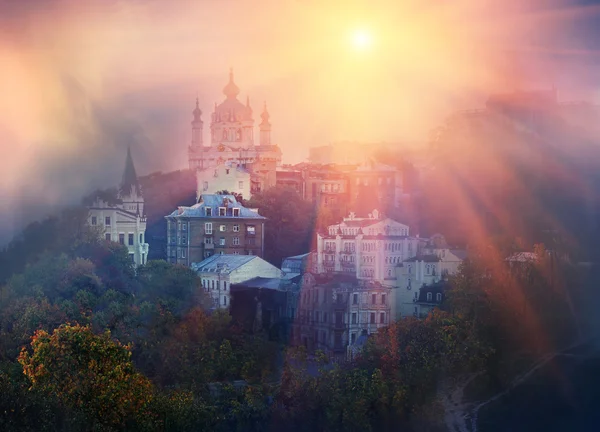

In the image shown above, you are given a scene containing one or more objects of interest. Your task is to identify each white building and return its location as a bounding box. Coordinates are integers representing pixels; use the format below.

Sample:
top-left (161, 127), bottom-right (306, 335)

top-left (196, 161), bottom-right (251, 200)
top-left (188, 69), bottom-right (282, 194)
top-left (392, 234), bottom-right (466, 320)
top-left (88, 148), bottom-right (150, 266)
top-left (192, 254), bottom-right (283, 309)
top-left (316, 210), bottom-right (421, 281)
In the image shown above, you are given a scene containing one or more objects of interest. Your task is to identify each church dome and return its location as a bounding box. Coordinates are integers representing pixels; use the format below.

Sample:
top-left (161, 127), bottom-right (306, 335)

top-left (223, 68), bottom-right (240, 99)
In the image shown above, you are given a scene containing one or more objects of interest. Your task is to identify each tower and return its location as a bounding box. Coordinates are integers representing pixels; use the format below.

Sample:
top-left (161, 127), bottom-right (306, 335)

top-left (259, 101), bottom-right (271, 146)
top-left (209, 68), bottom-right (254, 148)
top-left (119, 146), bottom-right (145, 217)
top-left (189, 98), bottom-right (204, 170)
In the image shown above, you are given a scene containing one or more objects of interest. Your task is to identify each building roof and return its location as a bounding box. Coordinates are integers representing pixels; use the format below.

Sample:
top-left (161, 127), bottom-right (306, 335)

top-left (120, 147), bottom-right (142, 197)
top-left (166, 194), bottom-right (266, 219)
top-left (506, 252), bottom-right (537, 262)
top-left (232, 277), bottom-right (284, 290)
top-left (404, 254), bottom-right (442, 263)
top-left (191, 254), bottom-right (258, 273)
top-left (416, 281), bottom-right (449, 303)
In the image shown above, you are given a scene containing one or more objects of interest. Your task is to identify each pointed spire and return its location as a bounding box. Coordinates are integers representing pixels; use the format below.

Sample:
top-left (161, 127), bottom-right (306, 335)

top-left (223, 67), bottom-right (240, 99)
top-left (260, 101), bottom-right (270, 125)
top-left (120, 146), bottom-right (141, 197)
top-left (193, 97), bottom-right (202, 121)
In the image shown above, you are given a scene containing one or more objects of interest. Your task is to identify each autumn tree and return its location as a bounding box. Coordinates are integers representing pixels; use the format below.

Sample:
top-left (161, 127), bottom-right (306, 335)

top-left (18, 324), bottom-right (153, 428)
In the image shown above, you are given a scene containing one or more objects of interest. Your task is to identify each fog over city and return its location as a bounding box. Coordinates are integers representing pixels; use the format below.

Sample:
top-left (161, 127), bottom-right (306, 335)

top-left (1, 0), bottom-right (599, 241)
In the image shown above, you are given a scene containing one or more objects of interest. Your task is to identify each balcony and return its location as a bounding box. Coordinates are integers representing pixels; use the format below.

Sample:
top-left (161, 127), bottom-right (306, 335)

top-left (204, 243), bottom-right (215, 249)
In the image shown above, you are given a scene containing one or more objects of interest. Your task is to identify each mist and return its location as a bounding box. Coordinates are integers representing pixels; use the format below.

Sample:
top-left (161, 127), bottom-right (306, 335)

top-left (1, 0), bottom-right (600, 245)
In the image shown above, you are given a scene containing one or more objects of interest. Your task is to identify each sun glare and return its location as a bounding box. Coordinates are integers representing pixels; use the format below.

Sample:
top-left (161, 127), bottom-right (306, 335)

top-left (351, 29), bottom-right (373, 50)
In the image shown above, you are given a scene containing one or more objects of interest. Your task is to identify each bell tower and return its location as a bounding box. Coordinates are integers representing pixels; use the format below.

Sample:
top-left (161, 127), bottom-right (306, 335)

top-left (189, 98), bottom-right (204, 170)
top-left (259, 101), bottom-right (271, 146)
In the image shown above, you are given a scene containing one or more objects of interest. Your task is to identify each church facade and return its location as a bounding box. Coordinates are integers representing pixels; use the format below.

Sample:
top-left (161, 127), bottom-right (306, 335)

top-left (188, 69), bottom-right (282, 196)
top-left (88, 148), bottom-right (150, 266)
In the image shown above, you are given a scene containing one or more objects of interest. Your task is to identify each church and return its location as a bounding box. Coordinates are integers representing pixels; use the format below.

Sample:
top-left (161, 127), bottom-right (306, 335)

top-left (188, 69), bottom-right (282, 196)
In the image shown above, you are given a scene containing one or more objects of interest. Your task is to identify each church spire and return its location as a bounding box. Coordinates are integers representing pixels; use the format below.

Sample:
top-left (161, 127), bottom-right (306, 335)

top-left (222, 67), bottom-right (240, 99)
top-left (259, 101), bottom-right (271, 146)
top-left (120, 146), bottom-right (141, 197)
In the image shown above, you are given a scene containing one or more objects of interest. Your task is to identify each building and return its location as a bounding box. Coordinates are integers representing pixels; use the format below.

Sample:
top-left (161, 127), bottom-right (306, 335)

top-left (196, 161), bottom-right (251, 200)
top-left (88, 148), bottom-right (149, 266)
top-left (412, 281), bottom-right (448, 318)
top-left (316, 209), bottom-right (421, 281)
top-left (392, 234), bottom-right (466, 320)
top-left (165, 194), bottom-right (266, 265)
top-left (346, 160), bottom-right (405, 211)
top-left (293, 273), bottom-right (391, 358)
top-left (281, 252), bottom-right (318, 277)
top-left (230, 276), bottom-right (299, 340)
top-left (188, 69), bottom-right (282, 194)
top-left (192, 254), bottom-right (283, 309)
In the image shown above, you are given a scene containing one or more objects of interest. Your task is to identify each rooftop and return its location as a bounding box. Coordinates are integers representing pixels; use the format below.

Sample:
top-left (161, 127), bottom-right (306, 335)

top-left (191, 254), bottom-right (258, 273)
top-left (404, 254), bottom-right (442, 263)
top-left (166, 194), bottom-right (265, 219)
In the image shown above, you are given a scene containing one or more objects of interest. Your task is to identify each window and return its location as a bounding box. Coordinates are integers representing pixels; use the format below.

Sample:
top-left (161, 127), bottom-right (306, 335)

top-left (219, 237), bottom-right (226, 246)
top-left (247, 225), bottom-right (256, 235)
top-left (323, 312), bottom-right (328, 323)
top-left (380, 313), bottom-right (385, 324)
top-left (205, 207), bottom-right (212, 216)
top-left (105, 233), bottom-right (111, 241)
top-left (205, 222), bottom-right (213, 234)
top-left (233, 237), bottom-right (240, 245)
top-left (128, 233), bottom-right (134, 246)
top-left (353, 293), bottom-right (358, 305)
top-left (219, 207), bottom-right (226, 216)
top-left (436, 293), bottom-right (443, 302)
top-left (427, 292), bottom-right (433, 302)
top-left (408, 264), bottom-right (412, 274)
top-left (129, 253), bottom-right (135, 263)
top-left (182, 249), bottom-right (186, 258)
top-left (352, 313), bottom-right (357, 324)
top-left (119, 233), bottom-right (125, 245)
top-left (205, 237), bottom-right (213, 244)
top-left (372, 294), bottom-right (376, 304)
top-left (105, 216), bottom-right (111, 226)
top-left (233, 208), bottom-right (240, 217)
top-left (220, 224), bottom-right (227, 232)
top-left (233, 251), bottom-right (239, 255)
top-left (212, 280), bottom-right (215, 290)
top-left (233, 224), bottom-right (240, 232)
top-left (370, 313), bottom-right (375, 324)
top-left (182, 223), bottom-right (187, 231)
top-left (203, 181), bottom-right (208, 191)
top-left (223, 296), bottom-right (227, 306)
top-left (247, 238), bottom-right (255, 246)
top-left (139, 233), bottom-right (143, 243)
top-left (351, 333), bottom-right (356, 344)
top-left (223, 282), bottom-right (227, 291)
top-left (226, 169), bottom-right (230, 174)
top-left (91, 216), bottom-right (97, 225)
top-left (238, 181), bottom-right (244, 189)
top-left (381, 294), bottom-right (386, 305)
top-left (426, 264), bottom-right (431, 275)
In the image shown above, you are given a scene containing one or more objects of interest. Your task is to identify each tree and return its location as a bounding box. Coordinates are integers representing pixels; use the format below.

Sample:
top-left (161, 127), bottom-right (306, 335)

top-left (246, 186), bottom-right (316, 266)
top-left (18, 324), bottom-right (153, 428)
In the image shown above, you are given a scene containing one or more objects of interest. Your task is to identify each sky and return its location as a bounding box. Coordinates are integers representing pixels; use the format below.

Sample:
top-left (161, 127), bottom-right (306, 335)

top-left (1, 0), bottom-right (600, 244)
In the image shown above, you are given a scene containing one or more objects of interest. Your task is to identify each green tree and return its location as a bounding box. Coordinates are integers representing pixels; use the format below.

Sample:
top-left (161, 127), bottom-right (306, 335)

top-left (18, 324), bottom-right (153, 428)
top-left (246, 186), bottom-right (315, 265)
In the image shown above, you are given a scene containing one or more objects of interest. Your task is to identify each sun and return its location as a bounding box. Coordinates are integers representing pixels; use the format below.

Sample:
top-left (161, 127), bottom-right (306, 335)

top-left (351, 29), bottom-right (373, 51)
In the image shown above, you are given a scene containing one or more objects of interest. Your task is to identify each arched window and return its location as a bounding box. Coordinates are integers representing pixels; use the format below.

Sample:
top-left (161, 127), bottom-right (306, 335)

top-left (427, 292), bottom-right (432, 302)
top-left (426, 264), bottom-right (431, 275)
top-left (407, 278), bottom-right (412, 290)
top-left (408, 265), bottom-right (412, 274)
top-left (387, 269), bottom-right (392, 277)
top-left (436, 293), bottom-right (442, 302)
